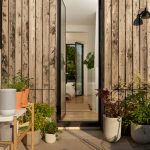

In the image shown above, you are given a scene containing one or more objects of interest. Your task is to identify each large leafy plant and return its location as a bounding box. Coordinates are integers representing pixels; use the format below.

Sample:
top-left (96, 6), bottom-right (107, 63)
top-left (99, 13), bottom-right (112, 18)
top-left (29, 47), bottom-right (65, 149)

top-left (96, 89), bottom-right (125, 118)
top-left (83, 52), bottom-right (94, 70)
top-left (125, 90), bottom-right (150, 125)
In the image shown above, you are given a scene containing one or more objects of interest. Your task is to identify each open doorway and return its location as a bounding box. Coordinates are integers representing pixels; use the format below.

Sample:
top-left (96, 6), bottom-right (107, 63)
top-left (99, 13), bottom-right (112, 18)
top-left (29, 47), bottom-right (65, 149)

top-left (57, 0), bottom-right (100, 123)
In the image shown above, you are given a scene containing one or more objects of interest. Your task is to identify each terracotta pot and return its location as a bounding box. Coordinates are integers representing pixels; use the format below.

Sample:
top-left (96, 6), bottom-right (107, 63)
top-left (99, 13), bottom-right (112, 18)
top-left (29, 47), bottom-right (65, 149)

top-left (22, 89), bottom-right (29, 107)
top-left (16, 92), bottom-right (22, 110)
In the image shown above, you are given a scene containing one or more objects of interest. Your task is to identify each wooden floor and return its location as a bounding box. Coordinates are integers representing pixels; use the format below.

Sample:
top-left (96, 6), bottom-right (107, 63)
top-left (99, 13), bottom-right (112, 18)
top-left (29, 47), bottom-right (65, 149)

top-left (62, 96), bottom-right (98, 121)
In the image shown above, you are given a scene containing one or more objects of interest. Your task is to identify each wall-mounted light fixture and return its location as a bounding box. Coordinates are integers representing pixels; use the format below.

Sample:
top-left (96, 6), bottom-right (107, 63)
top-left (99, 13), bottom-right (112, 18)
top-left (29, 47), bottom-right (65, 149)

top-left (134, 8), bottom-right (150, 26)
top-left (138, 8), bottom-right (150, 19)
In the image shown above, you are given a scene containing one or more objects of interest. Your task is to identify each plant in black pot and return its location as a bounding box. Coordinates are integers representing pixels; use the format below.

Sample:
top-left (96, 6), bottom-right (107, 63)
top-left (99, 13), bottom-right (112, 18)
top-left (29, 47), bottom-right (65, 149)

top-left (96, 88), bottom-right (125, 142)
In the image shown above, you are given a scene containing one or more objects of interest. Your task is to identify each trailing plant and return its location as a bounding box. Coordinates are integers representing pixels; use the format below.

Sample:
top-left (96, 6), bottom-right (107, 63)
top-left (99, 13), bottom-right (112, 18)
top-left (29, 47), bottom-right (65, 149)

top-left (96, 89), bottom-right (125, 118)
top-left (83, 52), bottom-right (94, 70)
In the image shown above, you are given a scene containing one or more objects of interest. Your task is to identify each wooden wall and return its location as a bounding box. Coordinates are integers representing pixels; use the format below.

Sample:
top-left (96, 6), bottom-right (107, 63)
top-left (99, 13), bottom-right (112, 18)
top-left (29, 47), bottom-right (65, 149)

top-left (1, 0), bottom-right (56, 106)
top-left (104, 0), bottom-right (150, 91)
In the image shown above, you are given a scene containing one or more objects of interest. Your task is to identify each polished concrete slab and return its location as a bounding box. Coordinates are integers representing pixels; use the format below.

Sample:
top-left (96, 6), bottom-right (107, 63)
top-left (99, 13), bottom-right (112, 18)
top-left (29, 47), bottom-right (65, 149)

top-left (34, 130), bottom-right (133, 150)
top-left (8, 129), bottom-right (150, 150)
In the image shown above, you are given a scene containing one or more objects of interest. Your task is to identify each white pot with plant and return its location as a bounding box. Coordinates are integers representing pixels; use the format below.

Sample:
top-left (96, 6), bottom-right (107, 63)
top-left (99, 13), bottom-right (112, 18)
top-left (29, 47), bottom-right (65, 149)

top-left (44, 121), bottom-right (58, 144)
top-left (96, 89), bottom-right (125, 142)
top-left (125, 89), bottom-right (150, 144)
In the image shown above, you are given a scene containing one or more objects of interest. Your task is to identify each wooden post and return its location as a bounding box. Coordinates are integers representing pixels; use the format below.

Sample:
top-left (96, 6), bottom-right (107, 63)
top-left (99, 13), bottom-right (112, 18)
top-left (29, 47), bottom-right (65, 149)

top-left (31, 103), bottom-right (34, 150)
top-left (13, 116), bottom-right (17, 150)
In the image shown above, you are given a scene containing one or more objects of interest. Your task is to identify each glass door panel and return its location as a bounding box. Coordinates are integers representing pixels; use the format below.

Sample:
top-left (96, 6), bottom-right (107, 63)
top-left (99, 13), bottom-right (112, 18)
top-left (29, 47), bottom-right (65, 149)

top-left (75, 43), bottom-right (84, 96)
top-left (60, 0), bottom-right (66, 118)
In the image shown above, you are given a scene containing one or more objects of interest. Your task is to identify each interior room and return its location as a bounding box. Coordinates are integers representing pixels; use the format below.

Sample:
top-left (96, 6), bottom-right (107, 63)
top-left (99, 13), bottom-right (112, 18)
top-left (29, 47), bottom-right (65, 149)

top-left (62, 0), bottom-right (99, 121)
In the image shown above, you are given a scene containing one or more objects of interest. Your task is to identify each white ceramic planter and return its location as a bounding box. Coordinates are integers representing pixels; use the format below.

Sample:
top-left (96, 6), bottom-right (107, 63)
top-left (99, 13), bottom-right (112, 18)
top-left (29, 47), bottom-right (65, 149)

top-left (103, 115), bottom-right (122, 142)
top-left (0, 89), bottom-right (16, 116)
top-left (131, 124), bottom-right (150, 144)
top-left (45, 133), bottom-right (56, 143)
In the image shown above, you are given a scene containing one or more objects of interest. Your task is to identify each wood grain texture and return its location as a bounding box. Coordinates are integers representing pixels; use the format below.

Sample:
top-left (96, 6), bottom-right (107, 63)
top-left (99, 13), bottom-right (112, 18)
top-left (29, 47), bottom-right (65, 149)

top-left (22, 0), bottom-right (29, 77)
top-left (15, 0), bottom-right (22, 74)
top-left (147, 0), bottom-right (150, 83)
top-left (43, 0), bottom-right (50, 103)
top-left (9, 0), bottom-right (16, 79)
top-left (126, 0), bottom-right (133, 84)
top-left (140, 0), bottom-right (147, 82)
top-left (104, 0), bottom-right (112, 89)
top-left (133, 0), bottom-right (140, 87)
top-left (35, 0), bottom-right (43, 103)
top-left (2, 0), bottom-right (9, 82)
top-left (50, 0), bottom-right (56, 90)
top-left (112, 0), bottom-right (119, 87)
top-left (2, 0), bottom-right (57, 104)
top-left (119, 0), bottom-right (125, 84)
top-left (29, 0), bottom-right (36, 102)
top-left (119, 0), bottom-right (125, 100)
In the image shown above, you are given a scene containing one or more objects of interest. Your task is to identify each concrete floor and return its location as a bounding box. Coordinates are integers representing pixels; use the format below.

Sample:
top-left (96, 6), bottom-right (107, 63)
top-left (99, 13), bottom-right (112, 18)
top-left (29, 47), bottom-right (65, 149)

top-left (16, 129), bottom-right (150, 150)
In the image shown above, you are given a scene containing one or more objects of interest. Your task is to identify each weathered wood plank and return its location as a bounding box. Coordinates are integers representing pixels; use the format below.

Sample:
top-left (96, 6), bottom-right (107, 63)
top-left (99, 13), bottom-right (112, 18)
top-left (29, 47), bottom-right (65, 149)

top-left (119, 0), bottom-right (125, 100)
top-left (8, 0), bottom-right (16, 79)
top-left (43, 0), bottom-right (50, 103)
top-left (119, 0), bottom-right (125, 84)
top-left (36, 90), bottom-right (43, 103)
top-left (126, 0), bottom-right (133, 85)
top-left (147, 0), bottom-right (150, 84)
top-left (29, 0), bottom-right (36, 102)
top-left (112, 0), bottom-right (119, 88)
top-left (140, 0), bottom-right (147, 82)
top-left (36, 0), bottom-right (43, 103)
top-left (2, 0), bottom-right (9, 83)
top-left (15, 0), bottom-right (22, 74)
top-left (50, 0), bottom-right (56, 91)
top-left (22, 0), bottom-right (29, 77)
top-left (133, 0), bottom-right (140, 87)
top-left (104, 0), bottom-right (112, 89)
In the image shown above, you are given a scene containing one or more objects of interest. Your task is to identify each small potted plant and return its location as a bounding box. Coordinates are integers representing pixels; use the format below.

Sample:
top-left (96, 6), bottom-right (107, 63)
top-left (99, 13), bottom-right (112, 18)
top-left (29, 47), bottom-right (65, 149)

top-left (96, 89), bottom-right (125, 142)
top-left (44, 121), bottom-right (58, 143)
top-left (19, 103), bottom-right (55, 145)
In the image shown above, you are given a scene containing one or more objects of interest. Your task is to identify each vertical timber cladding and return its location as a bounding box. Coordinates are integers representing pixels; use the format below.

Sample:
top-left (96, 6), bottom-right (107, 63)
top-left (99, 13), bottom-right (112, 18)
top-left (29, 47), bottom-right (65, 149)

top-left (1, 0), bottom-right (57, 106)
top-left (104, 0), bottom-right (150, 93)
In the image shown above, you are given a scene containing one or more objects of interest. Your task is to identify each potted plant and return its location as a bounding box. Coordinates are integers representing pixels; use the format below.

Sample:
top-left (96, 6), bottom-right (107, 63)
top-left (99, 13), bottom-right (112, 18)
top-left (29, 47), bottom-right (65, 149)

top-left (19, 103), bottom-right (55, 145)
top-left (125, 89), bottom-right (150, 144)
top-left (83, 52), bottom-right (94, 70)
top-left (43, 121), bottom-right (58, 143)
top-left (96, 89), bottom-right (125, 142)
top-left (2, 72), bottom-right (32, 109)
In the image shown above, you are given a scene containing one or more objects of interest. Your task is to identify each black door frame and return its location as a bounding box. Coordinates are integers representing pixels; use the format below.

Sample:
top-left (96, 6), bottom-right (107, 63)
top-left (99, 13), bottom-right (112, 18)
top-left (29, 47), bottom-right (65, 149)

top-left (56, 0), bottom-right (104, 127)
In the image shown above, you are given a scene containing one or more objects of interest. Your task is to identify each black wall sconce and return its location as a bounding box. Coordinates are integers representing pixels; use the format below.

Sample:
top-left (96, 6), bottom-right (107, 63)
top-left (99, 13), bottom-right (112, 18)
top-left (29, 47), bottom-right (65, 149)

top-left (134, 8), bottom-right (150, 26)
top-left (138, 8), bottom-right (150, 19)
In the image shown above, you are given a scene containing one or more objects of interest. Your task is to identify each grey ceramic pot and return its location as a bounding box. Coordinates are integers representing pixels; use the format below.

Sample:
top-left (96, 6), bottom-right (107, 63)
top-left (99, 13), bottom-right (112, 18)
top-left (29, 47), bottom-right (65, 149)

top-left (0, 89), bottom-right (16, 116)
